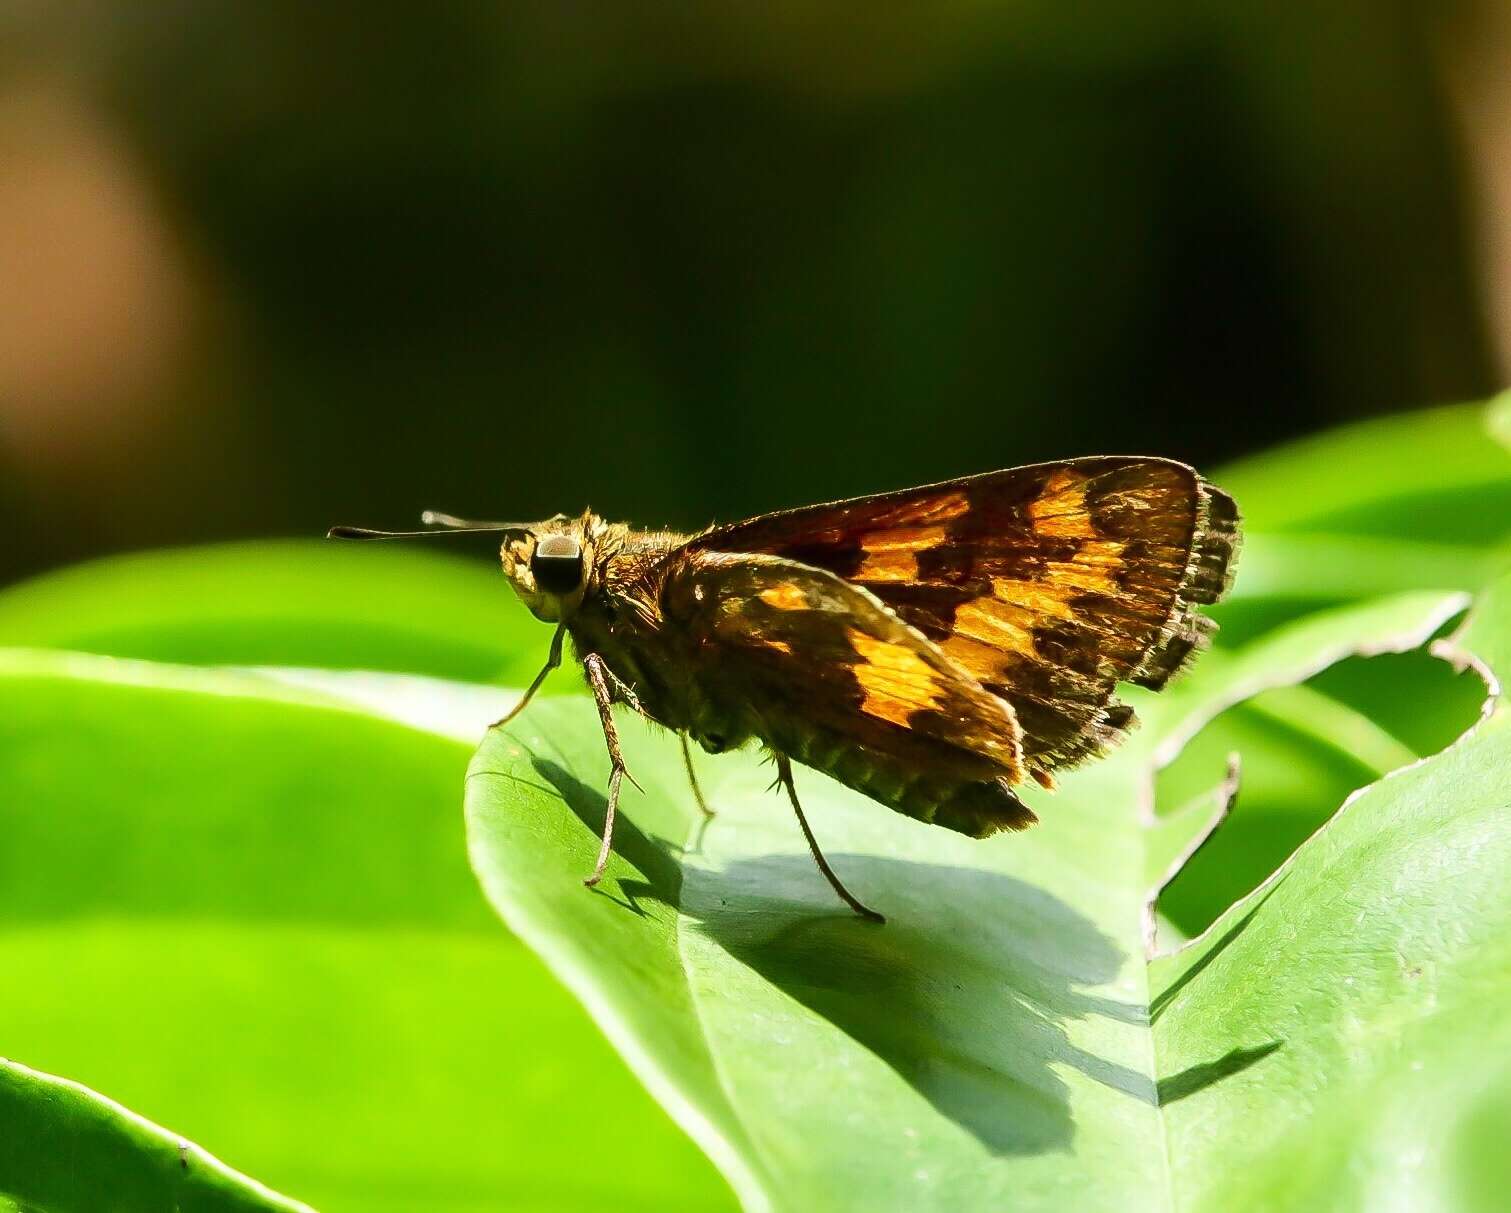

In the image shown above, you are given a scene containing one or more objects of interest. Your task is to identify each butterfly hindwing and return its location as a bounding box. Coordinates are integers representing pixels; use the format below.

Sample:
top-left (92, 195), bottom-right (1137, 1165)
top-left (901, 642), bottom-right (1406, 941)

top-left (658, 553), bottom-right (1033, 835)
top-left (688, 457), bottom-right (1239, 782)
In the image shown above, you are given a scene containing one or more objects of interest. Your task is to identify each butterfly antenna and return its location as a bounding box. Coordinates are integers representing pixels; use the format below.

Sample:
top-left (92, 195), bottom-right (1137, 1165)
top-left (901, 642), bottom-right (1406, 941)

top-left (327, 524), bottom-right (523, 540)
top-left (420, 510), bottom-right (521, 529)
top-left (328, 509), bottom-right (539, 540)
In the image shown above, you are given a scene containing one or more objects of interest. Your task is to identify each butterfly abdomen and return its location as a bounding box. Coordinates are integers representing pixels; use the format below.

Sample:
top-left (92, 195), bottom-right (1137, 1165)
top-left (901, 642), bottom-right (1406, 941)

top-left (783, 725), bottom-right (1035, 838)
top-left (928, 777), bottom-right (1037, 837)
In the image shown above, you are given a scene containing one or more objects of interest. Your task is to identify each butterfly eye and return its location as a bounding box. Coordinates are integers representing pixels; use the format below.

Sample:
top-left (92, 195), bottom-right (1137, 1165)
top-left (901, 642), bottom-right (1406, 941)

top-left (531, 534), bottom-right (583, 594)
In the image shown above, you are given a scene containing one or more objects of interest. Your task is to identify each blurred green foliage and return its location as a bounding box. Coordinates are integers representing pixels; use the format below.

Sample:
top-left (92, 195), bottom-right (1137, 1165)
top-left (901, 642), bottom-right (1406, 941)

top-left (0, 2), bottom-right (1499, 585)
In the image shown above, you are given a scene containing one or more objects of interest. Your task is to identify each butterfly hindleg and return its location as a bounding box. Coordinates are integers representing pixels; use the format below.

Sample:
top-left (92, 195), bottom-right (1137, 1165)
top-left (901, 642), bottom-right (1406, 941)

top-left (679, 733), bottom-right (716, 818)
top-left (774, 754), bottom-right (885, 924)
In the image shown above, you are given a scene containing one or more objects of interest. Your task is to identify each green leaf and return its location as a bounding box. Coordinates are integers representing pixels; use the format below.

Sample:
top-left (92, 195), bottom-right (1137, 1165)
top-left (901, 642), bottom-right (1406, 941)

top-left (0, 1056), bottom-right (313, 1213)
top-left (465, 582), bottom-right (1506, 1212)
top-left (0, 651), bottom-right (733, 1212)
top-left (1150, 582), bottom-right (1511, 1212)
top-left (1205, 397), bottom-right (1511, 645)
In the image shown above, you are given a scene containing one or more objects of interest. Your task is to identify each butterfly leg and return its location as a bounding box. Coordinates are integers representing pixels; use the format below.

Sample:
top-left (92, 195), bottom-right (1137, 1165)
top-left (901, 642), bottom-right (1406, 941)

top-left (774, 754), bottom-right (885, 924)
top-left (582, 652), bottom-right (641, 888)
top-left (597, 663), bottom-right (646, 719)
top-left (490, 621), bottom-right (566, 730)
top-left (680, 733), bottom-right (716, 818)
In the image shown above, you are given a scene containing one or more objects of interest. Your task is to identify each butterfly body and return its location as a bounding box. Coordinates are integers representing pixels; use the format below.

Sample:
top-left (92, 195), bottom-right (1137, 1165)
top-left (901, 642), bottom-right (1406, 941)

top-left (333, 456), bottom-right (1239, 920)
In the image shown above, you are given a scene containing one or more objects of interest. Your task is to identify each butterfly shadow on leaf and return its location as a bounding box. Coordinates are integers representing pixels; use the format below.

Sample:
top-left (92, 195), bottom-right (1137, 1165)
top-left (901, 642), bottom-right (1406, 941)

top-left (684, 853), bottom-right (1151, 1158)
top-left (525, 750), bottom-right (1158, 1157)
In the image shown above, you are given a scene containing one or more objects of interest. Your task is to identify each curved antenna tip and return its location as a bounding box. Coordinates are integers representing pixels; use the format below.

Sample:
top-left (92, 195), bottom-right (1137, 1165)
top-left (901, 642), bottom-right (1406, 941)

top-left (326, 523), bottom-right (519, 541)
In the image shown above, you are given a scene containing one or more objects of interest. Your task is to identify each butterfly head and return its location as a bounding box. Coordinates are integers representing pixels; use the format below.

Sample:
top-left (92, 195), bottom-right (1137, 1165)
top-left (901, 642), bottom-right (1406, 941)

top-left (499, 512), bottom-right (600, 623)
top-left (327, 507), bottom-right (609, 623)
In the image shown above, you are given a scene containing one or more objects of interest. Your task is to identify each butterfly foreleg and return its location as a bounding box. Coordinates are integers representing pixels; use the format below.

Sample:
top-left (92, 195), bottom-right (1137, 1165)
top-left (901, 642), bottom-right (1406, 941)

top-left (490, 621), bottom-right (566, 730)
top-left (774, 754), bottom-right (885, 924)
top-left (581, 652), bottom-right (644, 888)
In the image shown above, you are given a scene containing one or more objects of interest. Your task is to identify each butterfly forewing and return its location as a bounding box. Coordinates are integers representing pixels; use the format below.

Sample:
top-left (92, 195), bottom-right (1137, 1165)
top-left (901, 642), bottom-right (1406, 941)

top-left (686, 457), bottom-right (1239, 782)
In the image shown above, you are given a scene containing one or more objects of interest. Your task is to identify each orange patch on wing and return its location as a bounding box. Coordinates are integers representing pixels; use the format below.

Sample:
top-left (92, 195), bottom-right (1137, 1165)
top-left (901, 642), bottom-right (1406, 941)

top-left (1042, 539), bottom-right (1126, 595)
top-left (991, 580), bottom-right (1080, 622)
top-left (1027, 469), bottom-right (1099, 539)
top-left (951, 600), bottom-right (1036, 657)
top-left (862, 524), bottom-right (950, 552)
top-left (848, 629), bottom-right (945, 728)
top-left (853, 549), bottom-right (918, 580)
top-left (852, 552), bottom-right (918, 586)
top-left (1063, 537), bottom-right (1127, 568)
top-left (944, 531), bottom-right (1129, 685)
top-left (759, 583), bottom-right (809, 611)
top-left (939, 633), bottom-right (1011, 685)
top-left (882, 491), bottom-right (970, 526)
top-left (852, 523), bottom-right (951, 581)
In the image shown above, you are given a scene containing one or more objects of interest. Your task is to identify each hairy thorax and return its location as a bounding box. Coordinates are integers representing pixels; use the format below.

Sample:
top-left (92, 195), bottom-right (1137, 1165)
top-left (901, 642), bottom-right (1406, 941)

top-left (566, 530), bottom-right (759, 756)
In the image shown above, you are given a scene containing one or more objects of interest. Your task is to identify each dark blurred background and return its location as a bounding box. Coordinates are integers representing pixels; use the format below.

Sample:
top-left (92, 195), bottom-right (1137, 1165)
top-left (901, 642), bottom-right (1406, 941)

top-left (3, 1), bottom-right (1508, 584)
